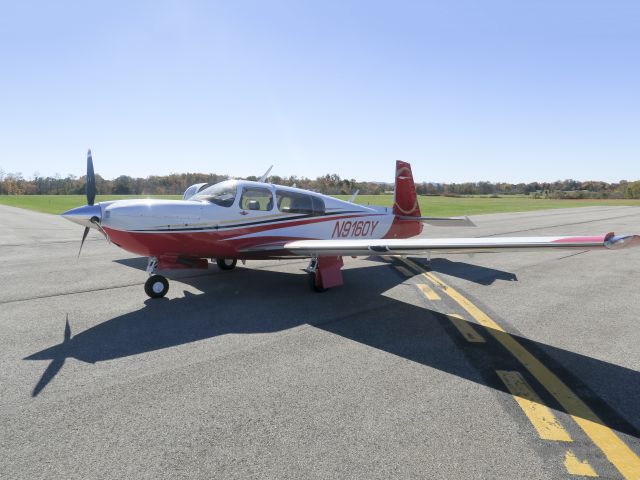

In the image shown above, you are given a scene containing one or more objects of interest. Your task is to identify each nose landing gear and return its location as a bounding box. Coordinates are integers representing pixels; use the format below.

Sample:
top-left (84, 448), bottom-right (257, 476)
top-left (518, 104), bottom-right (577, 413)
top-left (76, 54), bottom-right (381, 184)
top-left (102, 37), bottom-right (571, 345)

top-left (144, 257), bottom-right (169, 298)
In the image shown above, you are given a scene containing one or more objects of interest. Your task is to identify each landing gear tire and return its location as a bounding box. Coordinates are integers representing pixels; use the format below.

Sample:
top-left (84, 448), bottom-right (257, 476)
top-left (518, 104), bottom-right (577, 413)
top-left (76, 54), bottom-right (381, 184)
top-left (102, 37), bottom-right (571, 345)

top-left (145, 275), bottom-right (169, 298)
top-left (308, 272), bottom-right (328, 293)
top-left (217, 258), bottom-right (237, 270)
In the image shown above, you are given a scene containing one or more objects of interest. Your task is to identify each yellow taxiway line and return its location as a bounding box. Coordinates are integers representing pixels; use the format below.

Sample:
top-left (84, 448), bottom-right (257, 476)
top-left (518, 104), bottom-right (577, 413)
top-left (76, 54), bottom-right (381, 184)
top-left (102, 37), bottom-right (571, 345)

top-left (564, 449), bottom-right (599, 477)
top-left (445, 313), bottom-right (485, 343)
top-left (416, 283), bottom-right (441, 301)
top-left (497, 370), bottom-right (572, 442)
top-left (399, 257), bottom-right (640, 480)
top-left (394, 265), bottom-right (414, 277)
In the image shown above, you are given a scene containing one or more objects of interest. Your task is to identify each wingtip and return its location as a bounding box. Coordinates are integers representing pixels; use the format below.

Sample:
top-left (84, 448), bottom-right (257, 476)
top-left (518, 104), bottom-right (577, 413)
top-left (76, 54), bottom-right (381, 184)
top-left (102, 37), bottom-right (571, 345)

top-left (604, 234), bottom-right (640, 250)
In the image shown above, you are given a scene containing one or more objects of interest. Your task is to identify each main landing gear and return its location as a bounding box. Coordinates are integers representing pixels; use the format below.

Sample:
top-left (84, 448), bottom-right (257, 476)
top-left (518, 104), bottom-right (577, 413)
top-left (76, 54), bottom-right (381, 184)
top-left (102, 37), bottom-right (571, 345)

top-left (306, 256), bottom-right (344, 293)
top-left (144, 257), bottom-right (169, 299)
top-left (216, 258), bottom-right (237, 270)
top-left (306, 258), bottom-right (328, 293)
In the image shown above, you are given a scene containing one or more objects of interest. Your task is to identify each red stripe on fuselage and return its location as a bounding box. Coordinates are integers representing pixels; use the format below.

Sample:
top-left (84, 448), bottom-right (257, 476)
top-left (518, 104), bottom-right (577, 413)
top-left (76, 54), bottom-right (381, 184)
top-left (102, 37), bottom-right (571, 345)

top-left (135, 212), bottom-right (381, 237)
top-left (104, 213), bottom-right (385, 258)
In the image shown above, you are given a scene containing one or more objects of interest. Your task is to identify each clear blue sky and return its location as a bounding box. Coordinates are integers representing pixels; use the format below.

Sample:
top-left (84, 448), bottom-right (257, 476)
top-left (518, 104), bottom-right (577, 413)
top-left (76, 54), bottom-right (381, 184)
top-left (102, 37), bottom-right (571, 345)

top-left (1, 1), bottom-right (638, 183)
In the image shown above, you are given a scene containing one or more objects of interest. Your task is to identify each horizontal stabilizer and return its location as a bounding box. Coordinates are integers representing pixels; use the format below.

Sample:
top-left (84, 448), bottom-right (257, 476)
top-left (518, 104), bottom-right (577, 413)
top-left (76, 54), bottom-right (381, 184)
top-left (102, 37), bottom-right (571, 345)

top-left (399, 216), bottom-right (476, 227)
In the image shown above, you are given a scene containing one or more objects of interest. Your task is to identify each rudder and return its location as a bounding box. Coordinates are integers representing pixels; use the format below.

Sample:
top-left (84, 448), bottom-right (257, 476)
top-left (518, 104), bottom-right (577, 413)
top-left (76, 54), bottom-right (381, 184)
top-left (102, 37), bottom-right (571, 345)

top-left (393, 160), bottom-right (421, 217)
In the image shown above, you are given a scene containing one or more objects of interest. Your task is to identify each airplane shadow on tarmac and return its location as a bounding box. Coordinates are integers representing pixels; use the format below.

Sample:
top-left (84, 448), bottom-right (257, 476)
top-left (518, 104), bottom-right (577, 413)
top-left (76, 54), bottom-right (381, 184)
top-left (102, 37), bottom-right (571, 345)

top-left (25, 259), bottom-right (639, 440)
top-left (426, 258), bottom-right (518, 285)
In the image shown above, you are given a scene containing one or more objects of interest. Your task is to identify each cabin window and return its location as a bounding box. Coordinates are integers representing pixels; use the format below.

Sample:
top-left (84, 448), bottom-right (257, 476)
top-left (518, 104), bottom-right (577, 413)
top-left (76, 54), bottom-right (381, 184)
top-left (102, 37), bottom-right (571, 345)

top-left (276, 190), bottom-right (325, 216)
top-left (193, 180), bottom-right (237, 207)
top-left (240, 187), bottom-right (274, 211)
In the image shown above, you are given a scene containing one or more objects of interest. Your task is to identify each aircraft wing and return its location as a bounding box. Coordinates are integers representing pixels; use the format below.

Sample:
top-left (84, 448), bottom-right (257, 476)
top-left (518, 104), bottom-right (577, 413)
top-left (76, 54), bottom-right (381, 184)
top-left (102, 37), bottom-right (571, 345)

top-left (280, 232), bottom-right (640, 256)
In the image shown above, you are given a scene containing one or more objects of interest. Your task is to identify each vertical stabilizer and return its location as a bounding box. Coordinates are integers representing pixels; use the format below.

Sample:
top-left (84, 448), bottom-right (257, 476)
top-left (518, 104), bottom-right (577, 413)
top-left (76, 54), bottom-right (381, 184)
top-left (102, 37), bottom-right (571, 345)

top-left (393, 160), bottom-right (421, 217)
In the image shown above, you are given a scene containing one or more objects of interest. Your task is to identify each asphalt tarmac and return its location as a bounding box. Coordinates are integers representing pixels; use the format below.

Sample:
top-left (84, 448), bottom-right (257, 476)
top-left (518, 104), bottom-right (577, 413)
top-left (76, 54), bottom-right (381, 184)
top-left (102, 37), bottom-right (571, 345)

top-left (1, 204), bottom-right (639, 479)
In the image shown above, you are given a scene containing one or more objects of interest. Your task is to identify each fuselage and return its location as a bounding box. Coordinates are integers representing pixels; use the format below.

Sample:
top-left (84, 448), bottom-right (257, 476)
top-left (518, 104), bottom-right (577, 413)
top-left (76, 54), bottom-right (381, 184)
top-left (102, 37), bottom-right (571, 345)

top-left (65, 180), bottom-right (423, 259)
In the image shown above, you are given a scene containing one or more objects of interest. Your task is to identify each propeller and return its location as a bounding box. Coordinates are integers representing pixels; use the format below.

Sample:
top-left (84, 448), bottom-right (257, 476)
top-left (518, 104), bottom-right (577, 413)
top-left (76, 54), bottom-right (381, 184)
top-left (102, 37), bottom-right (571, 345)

top-left (78, 149), bottom-right (97, 257)
top-left (62, 150), bottom-right (108, 256)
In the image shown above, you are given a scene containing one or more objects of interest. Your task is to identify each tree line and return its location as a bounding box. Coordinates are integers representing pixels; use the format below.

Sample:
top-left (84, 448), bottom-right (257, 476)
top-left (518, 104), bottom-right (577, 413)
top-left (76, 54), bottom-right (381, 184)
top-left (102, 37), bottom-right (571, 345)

top-left (1, 168), bottom-right (640, 199)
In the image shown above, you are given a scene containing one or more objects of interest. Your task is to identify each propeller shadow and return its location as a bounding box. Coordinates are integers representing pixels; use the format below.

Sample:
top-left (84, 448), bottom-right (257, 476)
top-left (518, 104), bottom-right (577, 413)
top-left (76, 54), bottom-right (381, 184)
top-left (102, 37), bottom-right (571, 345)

top-left (24, 261), bottom-right (639, 440)
top-left (30, 315), bottom-right (71, 397)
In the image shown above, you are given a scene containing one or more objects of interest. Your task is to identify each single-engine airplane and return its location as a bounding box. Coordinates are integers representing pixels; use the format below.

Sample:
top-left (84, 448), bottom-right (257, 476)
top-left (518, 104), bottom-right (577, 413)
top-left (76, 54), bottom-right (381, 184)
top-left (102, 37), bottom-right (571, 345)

top-left (62, 151), bottom-right (640, 298)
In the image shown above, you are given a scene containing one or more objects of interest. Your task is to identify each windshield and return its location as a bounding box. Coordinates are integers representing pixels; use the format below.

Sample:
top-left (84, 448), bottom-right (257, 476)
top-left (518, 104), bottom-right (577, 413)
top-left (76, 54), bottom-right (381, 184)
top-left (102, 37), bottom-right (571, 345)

top-left (193, 180), bottom-right (238, 207)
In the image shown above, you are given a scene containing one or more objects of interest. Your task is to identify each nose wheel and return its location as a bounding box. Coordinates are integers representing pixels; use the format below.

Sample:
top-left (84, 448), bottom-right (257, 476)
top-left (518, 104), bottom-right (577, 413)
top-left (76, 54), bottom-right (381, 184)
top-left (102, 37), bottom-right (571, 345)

top-left (144, 257), bottom-right (169, 298)
top-left (145, 274), bottom-right (169, 298)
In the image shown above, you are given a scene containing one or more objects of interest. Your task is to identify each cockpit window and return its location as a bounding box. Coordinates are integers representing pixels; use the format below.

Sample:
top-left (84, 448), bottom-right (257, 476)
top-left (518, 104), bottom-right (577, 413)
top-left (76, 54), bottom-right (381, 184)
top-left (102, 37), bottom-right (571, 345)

top-left (240, 187), bottom-right (274, 211)
top-left (193, 180), bottom-right (238, 207)
top-left (276, 190), bottom-right (325, 216)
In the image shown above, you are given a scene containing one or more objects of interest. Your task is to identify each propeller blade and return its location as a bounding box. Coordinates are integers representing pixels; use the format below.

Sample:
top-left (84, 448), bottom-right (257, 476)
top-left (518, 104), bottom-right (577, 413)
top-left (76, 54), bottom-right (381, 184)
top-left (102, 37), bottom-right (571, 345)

top-left (78, 226), bottom-right (90, 258)
top-left (86, 149), bottom-right (96, 206)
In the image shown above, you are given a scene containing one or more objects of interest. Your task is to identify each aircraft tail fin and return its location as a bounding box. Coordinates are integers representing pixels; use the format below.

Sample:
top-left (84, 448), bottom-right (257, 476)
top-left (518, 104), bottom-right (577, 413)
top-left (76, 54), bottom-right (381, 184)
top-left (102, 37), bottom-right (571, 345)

top-left (393, 160), bottom-right (421, 217)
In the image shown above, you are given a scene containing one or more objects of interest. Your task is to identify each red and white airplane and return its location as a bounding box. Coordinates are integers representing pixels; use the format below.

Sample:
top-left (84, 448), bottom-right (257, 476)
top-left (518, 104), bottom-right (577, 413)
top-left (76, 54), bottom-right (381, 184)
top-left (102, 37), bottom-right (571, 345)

top-left (62, 151), bottom-right (640, 298)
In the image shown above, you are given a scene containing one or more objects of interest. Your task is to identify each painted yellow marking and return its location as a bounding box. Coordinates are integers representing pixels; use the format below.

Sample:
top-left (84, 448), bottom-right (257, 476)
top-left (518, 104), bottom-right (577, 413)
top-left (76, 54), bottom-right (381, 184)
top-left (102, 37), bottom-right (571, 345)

top-left (497, 370), bottom-right (572, 441)
top-left (399, 257), bottom-right (640, 480)
top-left (446, 314), bottom-right (486, 343)
top-left (564, 450), bottom-right (598, 477)
top-left (416, 283), bottom-right (441, 301)
top-left (394, 265), bottom-right (414, 277)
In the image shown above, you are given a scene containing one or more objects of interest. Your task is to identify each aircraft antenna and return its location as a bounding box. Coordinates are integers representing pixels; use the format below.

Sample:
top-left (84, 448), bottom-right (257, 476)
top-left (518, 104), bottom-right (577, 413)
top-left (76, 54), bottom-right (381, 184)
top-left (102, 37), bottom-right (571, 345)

top-left (258, 165), bottom-right (273, 183)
